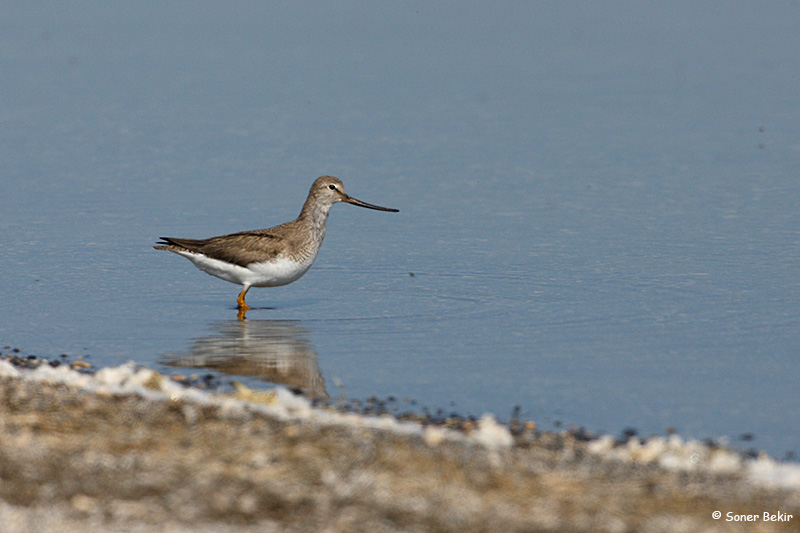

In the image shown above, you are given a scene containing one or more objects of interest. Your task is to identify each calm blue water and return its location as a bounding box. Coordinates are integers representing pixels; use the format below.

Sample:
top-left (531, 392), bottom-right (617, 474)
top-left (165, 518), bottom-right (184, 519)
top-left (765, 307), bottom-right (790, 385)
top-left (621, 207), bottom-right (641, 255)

top-left (2, 3), bottom-right (799, 459)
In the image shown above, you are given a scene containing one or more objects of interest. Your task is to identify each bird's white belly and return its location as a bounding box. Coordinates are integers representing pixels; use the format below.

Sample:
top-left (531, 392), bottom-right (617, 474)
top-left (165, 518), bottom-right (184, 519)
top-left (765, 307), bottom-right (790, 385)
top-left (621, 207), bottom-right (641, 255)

top-left (179, 251), bottom-right (314, 288)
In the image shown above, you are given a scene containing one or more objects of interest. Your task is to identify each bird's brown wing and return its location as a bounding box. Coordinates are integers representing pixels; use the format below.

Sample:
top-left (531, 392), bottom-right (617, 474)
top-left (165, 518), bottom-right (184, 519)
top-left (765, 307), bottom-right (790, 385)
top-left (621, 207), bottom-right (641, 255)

top-left (155, 231), bottom-right (288, 267)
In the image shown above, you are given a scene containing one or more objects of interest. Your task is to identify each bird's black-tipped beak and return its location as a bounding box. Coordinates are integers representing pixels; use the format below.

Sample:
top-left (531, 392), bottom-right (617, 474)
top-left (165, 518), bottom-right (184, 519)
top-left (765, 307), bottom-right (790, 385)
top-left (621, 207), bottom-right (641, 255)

top-left (343, 195), bottom-right (399, 212)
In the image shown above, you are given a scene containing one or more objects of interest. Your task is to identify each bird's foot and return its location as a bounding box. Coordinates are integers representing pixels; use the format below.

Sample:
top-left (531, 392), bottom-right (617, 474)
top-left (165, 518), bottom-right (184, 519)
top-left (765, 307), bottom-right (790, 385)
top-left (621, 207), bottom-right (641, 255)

top-left (236, 295), bottom-right (251, 311)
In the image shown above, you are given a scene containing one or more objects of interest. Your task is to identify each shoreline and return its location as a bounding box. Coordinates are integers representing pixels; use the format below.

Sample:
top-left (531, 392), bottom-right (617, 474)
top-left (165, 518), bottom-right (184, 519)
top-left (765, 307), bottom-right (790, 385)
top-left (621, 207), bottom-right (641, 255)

top-left (1, 360), bottom-right (798, 532)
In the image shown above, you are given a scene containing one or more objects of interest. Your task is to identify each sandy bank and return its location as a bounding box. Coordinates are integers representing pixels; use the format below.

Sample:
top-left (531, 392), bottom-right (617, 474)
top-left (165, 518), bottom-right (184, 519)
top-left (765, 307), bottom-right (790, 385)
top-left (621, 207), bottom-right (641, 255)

top-left (0, 361), bottom-right (798, 532)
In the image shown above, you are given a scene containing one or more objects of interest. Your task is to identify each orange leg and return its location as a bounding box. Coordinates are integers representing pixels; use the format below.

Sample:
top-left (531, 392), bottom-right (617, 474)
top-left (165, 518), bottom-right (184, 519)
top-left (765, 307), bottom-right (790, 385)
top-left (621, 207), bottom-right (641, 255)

top-left (236, 286), bottom-right (251, 310)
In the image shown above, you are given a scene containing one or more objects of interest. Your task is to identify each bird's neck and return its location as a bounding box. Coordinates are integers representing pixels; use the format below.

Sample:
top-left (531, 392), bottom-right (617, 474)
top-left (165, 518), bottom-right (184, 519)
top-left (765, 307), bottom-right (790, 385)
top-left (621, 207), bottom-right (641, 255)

top-left (298, 199), bottom-right (332, 236)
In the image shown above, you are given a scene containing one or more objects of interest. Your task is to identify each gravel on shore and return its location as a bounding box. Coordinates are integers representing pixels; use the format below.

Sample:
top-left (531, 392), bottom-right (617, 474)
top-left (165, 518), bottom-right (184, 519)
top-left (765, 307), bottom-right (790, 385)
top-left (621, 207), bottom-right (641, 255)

top-left (0, 360), bottom-right (798, 532)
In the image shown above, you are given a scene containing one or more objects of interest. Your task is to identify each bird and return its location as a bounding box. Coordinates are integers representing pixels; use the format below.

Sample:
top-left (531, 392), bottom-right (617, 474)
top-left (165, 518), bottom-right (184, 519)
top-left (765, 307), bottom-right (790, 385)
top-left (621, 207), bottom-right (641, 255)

top-left (155, 176), bottom-right (398, 317)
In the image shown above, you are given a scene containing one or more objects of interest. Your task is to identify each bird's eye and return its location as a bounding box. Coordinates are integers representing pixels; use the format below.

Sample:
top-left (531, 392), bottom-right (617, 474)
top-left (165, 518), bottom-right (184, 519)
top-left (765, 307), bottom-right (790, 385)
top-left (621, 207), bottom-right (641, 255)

top-left (328, 184), bottom-right (336, 190)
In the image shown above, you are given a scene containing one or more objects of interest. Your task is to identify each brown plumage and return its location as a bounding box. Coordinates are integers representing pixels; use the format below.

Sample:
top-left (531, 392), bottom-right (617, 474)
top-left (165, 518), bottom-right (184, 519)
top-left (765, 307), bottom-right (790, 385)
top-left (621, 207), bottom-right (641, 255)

top-left (156, 230), bottom-right (292, 268)
top-left (155, 176), bottom-right (398, 316)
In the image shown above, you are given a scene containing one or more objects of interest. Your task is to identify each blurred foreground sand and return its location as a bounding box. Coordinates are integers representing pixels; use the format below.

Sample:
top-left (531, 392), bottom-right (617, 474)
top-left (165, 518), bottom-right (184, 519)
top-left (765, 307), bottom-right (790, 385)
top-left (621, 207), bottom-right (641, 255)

top-left (1, 374), bottom-right (798, 532)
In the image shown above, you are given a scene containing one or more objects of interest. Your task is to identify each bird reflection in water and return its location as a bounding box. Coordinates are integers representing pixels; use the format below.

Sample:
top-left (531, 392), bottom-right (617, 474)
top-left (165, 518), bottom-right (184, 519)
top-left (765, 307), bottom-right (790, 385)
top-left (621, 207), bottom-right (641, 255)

top-left (162, 320), bottom-right (328, 400)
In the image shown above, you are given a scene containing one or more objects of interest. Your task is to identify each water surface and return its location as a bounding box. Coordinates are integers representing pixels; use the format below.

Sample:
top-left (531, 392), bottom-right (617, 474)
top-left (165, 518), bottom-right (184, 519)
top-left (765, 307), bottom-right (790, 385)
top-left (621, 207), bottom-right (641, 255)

top-left (2, 3), bottom-right (799, 459)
